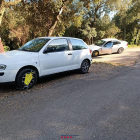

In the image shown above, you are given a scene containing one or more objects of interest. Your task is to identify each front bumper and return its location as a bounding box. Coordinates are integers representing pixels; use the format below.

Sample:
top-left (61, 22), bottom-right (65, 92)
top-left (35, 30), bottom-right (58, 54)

top-left (0, 72), bottom-right (4, 76)
top-left (0, 70), bottom-right (18, 83)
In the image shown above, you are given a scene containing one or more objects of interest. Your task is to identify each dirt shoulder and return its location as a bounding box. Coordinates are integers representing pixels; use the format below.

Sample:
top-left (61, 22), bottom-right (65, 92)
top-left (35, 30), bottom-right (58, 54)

top-left (0, 48), bottom-right (140, 99)
top-left (93, 48), bottom-right (140, 66)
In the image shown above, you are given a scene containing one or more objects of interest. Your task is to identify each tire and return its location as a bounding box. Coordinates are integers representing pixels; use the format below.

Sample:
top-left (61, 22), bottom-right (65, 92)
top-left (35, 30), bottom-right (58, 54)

top-left (80, 60), bottom-right (90, 74)
top-left (117, 48), bottom-right (124, 54)
top-left (92, 51), bottom-right (99, 57)
top-left (16, 68), bottom-right (37, 89)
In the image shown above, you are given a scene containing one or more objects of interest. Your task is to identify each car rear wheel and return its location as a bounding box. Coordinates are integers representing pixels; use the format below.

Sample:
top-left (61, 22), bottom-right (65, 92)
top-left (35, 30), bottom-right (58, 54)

top-left (16, 68), bottom-right (37, 89)
top-left (117, 48), bottom-right (124, 54)
top-left (92, 51), bottom-right (99, 57)
top-left (80, 60), bottom-right (90, 74)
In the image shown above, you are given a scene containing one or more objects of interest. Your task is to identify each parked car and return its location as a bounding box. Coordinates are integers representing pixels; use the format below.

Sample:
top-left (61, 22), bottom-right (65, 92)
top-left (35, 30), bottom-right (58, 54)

top-left (89, 38), bottom-right (128, 57)
top-left (0, 37), bottom-right (92, 89)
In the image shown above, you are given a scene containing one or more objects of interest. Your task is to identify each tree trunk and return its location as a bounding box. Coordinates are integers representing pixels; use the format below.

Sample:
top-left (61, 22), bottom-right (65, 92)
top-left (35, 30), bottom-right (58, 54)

top-left (0, 7), bottom-right (5, 26)
top-left (136, 28), bottom-right (139, 45)
top-left (92, 3), bottom-right (100, 28)
top-left (47, 0), bottom-right (68, 36)
top-left (48, 15), bottom-right (59, 37)
top-left (0, 4), bottom-right (5, 53)
top-left (47, 6), bottom-right (64, 37)
top-left (92, 37), bottom-right (94, 44)
top-left (21, 37), bottom-right (26, 46)
top-left (123, 27), bottom-right (126, 40)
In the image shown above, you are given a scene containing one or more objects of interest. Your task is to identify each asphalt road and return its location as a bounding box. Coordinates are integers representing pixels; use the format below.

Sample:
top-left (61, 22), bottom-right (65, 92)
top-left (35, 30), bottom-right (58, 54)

top-left (1, 60), bottom-right (140, 140)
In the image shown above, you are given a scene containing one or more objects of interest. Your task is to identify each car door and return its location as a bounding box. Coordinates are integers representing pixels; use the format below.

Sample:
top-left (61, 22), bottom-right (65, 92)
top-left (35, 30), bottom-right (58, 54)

top-left (39, 38), bottom-right (73, 76)
top-left (69, 39), bottom-right (89, 69)
top-left (112, 41), bottom-right (121, 53)
top-left (101, 41), bottom-right (113, 54)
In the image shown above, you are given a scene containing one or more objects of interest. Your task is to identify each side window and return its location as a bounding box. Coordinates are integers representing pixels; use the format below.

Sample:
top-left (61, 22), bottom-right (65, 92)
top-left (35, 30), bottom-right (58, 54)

top-left (46, 39), bottom-right (69, 53)
top-left (104, 42), bottom-right (113, 48)
top-left (70, 39), bottom-right (88, 50)
top-left (113, 41), bottom-right (121, 45)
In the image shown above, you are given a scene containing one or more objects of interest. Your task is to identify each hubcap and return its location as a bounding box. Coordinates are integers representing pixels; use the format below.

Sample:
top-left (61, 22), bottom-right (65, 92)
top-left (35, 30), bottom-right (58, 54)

top-left (119, 49), bottom-right (122, 53)
top-left (82, 61), bottom-right (89, 73)
top-left (95, 52), bottom-right (98, 56)
top-left (22, 70), bottom-right (35, 89)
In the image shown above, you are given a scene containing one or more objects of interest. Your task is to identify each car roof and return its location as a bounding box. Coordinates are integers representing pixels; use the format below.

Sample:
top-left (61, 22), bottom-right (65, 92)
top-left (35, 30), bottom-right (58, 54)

top-left (102, 38), bottom-right (118, 41)
top-left (38, 36), bottom-right (83, 40)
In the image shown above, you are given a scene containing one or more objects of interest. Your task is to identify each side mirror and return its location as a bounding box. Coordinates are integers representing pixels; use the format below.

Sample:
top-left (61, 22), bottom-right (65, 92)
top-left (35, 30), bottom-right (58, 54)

top-left (43, 49), bottom-right (48, 54)
top-left (43, 47), bottom-right (55, 53)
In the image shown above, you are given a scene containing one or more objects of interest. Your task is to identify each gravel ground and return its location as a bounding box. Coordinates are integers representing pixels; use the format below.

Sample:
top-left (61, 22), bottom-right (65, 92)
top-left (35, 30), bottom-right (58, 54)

top-left (0, 48), bottom-right (140, 99)
top-left (92, 48), bottom-right (140, 66)
top-left (0, 62), bottom-right (121, 99)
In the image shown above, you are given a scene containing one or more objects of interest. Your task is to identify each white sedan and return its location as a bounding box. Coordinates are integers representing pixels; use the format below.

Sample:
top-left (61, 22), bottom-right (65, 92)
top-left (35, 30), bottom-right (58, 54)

top-left (0, 37), bottom-right (92, 89)
top-left (89, 38), bottom-right (128, 57)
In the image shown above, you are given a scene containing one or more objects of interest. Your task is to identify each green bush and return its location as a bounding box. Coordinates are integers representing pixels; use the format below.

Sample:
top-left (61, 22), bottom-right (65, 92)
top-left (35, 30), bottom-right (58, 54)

top-left (128, 45), bottom-right (140, 48)
top-left (4, 46), bottom-right (10, 52)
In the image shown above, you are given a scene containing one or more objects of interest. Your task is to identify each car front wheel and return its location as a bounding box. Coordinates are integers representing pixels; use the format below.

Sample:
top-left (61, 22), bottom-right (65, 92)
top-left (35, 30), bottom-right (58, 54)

top-left (80, 60), bottom-right (90, 74)
top-left (16, 68), bottom-right (37, 89)
top-left (92, 51), bottom-right (99, 57)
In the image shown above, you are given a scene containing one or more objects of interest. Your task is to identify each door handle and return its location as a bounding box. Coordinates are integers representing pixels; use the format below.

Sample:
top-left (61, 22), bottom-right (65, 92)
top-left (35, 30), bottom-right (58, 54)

top-left (68, 53), bottom-right (72, 55)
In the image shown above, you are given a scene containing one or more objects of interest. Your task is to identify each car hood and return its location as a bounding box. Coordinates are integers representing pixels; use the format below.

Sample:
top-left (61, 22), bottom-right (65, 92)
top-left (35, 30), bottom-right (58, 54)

top-left (0, 50), bottom-right (38, 64)
top-left (88, 44), bottom-right (102, 51)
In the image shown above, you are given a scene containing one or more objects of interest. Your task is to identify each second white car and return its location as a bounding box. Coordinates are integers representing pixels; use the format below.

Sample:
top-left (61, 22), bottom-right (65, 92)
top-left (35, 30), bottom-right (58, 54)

top-left (89, 38), bottom-right (128, 57)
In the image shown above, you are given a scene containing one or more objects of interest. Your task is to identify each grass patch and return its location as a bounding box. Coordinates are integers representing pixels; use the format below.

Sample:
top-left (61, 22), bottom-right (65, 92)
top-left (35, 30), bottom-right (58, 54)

top-left (128, 45), bottom-right (140, 48)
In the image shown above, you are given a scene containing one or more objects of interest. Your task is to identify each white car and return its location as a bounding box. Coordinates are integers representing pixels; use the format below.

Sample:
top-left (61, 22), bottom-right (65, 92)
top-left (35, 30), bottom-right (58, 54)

top-left (89, 38), bottom-right (128, 57)
top-left (0, 37), bottom-right (92, 89)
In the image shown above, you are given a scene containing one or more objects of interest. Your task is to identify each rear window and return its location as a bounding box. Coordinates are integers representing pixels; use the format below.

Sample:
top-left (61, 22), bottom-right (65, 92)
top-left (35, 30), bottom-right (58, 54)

top-left (70, 39), bottom-right (88, 50)
top-left (113, 41), bottom-right (121, 45)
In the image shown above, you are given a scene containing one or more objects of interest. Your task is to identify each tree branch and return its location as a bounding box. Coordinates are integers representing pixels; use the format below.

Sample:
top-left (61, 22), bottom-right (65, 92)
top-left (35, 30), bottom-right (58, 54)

top-left (4, 0), bottom-right (22, 7)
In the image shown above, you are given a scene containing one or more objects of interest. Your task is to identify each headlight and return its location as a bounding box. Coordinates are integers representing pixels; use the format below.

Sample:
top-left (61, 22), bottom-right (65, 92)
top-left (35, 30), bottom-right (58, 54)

top-left (0, 65), bottom-right (7, 70)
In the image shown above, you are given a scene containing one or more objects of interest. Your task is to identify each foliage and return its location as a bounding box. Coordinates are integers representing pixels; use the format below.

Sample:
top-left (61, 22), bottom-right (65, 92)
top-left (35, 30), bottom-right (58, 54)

top-left (4, 46), bottom-right (10, 52)
top-left (128, 45), bottom-right (140, 48)
top-left (113, 0), bottom-right (140, 44)
top-left (80, 19), bottom-right (97, 40)
top-left (0, 0), bottom-right (140, 48)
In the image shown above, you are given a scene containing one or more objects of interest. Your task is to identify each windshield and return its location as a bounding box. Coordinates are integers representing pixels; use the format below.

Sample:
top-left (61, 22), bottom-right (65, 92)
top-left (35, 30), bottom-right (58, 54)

top-left (19, 38), bottom-right (50, 52)
top-left (94, 40), bottom-right (106, 46)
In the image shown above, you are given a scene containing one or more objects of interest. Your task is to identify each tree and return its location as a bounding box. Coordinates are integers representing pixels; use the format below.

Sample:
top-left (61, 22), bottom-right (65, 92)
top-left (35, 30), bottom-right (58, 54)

top-left (113, 0), bottom-right (140, 43)
top-left (47, 0), bottom-right (69, 36)
top-left (0, 0), bottom-right (22, 26)
top-left (0, 0), bottom-right (22, 52)
top-left (54, 0), bottom-right (84, 36)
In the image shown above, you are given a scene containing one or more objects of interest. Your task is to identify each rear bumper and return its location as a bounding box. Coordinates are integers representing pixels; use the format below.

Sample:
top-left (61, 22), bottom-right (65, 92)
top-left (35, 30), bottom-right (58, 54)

top-left (90, 58), bottom-right (92, 66)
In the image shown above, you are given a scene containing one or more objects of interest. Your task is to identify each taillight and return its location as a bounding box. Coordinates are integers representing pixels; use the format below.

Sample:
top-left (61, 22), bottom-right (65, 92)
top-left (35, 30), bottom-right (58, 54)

top-left (89, 49), bottom-right (92, 54)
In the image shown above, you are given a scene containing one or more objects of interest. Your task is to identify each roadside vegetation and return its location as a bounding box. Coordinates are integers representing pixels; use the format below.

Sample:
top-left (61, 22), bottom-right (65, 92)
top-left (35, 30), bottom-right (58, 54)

top-left (0, 0), bottom-right (140, 50)
top-left (128, 45), bottom-right (140, 48)
top-left (3, 46), bottom-right (10, 52)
